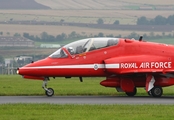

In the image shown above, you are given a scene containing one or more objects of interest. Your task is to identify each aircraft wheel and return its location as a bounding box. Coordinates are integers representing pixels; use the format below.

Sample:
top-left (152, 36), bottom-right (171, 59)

top-left (148, 91), bottom-right (152, 96)
top-left (150, 86), bottom-right (163, 97)
top-left (125, 87), bottom-right (137, 97)
top-left (45, 88), bottom-right (54, 97)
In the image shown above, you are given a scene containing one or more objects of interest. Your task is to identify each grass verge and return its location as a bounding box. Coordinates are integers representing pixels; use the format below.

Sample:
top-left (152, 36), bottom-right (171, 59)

top-left (0, 104), bottom-right (174, 120)
top-left (1, 75), bottom-right (174, 96)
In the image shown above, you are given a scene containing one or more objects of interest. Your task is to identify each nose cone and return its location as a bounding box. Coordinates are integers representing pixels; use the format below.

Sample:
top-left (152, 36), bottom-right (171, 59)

top-left (16, 58), bottom-right (49, 76)
top-left (17, 57), bottom-right (54, 79)
top-left (17, 66), bottom-right (45, 80)
top-left (18, 66), bottom-right (36, 76)
top-left (17, 62), bottom-right (34, 76)
top-left (17, 67), bottom-right (25, 75)
top-left (16, 68), bottom-right (20, 74)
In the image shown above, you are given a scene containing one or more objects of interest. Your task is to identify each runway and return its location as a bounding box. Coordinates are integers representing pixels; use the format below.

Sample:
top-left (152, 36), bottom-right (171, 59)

top-left (1, 96), bottom-right (174, 104)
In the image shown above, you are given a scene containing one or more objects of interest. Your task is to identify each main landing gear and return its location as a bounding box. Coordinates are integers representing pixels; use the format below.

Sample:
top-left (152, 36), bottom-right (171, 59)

top-left (148, 86), bottom-right (163, 97)
top-left (42, 78), bottom-right (54, 97)
top-left (125, 87), bottom-right (137, 97)
top-left (124, 86), bottom-right (163, 97)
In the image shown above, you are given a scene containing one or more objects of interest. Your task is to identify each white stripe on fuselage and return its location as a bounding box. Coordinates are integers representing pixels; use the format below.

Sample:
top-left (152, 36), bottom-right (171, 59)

top-left (21, 64), bottom-right (120, 69)
top-left (105, 64), bottom-right (120, 68)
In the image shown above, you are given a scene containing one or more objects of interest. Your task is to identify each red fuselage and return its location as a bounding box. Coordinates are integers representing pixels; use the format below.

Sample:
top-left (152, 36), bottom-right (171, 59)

top-left (18, 38), bottom-right (174, 78)
top-left (18, 38), bottom-right (174, 97)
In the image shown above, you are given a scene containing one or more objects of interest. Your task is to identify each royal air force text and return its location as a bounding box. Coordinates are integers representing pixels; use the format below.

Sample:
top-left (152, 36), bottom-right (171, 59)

top-left (120, 62), bottom-right (172, 69)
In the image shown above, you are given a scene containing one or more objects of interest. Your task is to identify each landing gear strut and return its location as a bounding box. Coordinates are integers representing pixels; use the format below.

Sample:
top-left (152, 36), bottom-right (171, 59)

top-left (42, 78), bottom-right (54, 97)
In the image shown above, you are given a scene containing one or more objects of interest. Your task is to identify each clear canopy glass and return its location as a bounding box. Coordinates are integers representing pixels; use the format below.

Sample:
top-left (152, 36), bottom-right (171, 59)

top-left (49, 38), bottom-right (119, 58)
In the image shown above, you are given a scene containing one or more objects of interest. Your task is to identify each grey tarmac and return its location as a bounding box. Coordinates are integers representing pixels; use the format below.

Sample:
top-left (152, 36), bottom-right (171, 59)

top-left (1, 96), bottom-right (174, 104)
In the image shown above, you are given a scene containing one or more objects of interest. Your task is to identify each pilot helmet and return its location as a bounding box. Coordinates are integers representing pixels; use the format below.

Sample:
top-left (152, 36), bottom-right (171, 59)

top-left (68, 47), bottom-right (74, 54)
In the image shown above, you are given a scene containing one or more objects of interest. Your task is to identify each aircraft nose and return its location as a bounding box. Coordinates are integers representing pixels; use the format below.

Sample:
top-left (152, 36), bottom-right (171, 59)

top-left (17, 67), bottom-right (24, 75)
top-left (16, 68), bottom-right (20, 74)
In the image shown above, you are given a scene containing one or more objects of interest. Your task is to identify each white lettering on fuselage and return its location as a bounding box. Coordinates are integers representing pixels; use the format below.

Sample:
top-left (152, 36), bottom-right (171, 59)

top-left (121, 63), bottom-right (138, 68)
top-left (120, 62), bottom-right (172, 69)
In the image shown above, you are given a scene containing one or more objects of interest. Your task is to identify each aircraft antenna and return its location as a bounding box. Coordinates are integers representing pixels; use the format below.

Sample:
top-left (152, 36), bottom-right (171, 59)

top-left (139, 36), bottom-right (143, 41)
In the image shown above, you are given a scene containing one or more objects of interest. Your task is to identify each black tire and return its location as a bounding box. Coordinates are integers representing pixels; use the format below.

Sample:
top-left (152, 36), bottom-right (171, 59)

top-left (125, 87), bottom-right (137, 97)
top-left (150, 86), bottom-right (163, 97)
top-left (148, 91), bottom-right (152, 96)
top-left (45, 88), bottom-right (54, 97)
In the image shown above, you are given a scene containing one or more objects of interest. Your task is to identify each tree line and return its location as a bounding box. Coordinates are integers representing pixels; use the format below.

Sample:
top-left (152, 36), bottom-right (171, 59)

top-left (97, 15), bottom-right (174, 25)
top-left (96, 15), bottom-right (174, 25)
top-left (137, 15), bottom-right (174, 25)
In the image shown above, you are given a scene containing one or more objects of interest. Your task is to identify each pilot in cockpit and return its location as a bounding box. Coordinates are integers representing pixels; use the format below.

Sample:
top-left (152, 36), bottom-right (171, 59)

top-left (68, 47), bottom-right (75, 55)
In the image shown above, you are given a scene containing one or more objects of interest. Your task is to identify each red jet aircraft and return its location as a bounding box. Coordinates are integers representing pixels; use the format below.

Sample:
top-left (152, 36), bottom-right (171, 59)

top-left (17, 37), bottom-right (174, 97)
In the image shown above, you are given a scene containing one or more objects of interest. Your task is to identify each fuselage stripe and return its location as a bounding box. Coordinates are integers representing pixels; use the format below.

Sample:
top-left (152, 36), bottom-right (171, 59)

top-left (21, 64), bottom-right (120, 69)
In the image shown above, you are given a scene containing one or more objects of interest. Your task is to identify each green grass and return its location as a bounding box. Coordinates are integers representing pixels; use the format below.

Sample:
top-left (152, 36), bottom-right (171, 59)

top-left (1, 75), bottom-right (174, 120)
top-left (1, 75), bottom-right (174, 96)
top-left (0, 75), bottom-right (118, 96)
top-left (0, 104), bottom-right (174, 120)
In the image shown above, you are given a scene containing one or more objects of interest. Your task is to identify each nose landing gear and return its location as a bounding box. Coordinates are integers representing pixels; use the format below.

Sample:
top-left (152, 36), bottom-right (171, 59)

top-left (42, 78), bottom-right (54, 97)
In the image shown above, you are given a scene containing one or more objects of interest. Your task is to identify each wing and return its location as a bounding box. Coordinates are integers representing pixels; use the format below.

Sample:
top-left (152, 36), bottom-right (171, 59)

top-left (104, 55), bottom-right (172, 74)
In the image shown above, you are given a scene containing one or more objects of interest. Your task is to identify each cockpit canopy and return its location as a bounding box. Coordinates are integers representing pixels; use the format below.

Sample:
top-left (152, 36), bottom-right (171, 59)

top-left (49, 38), bottom-right (119, 58)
